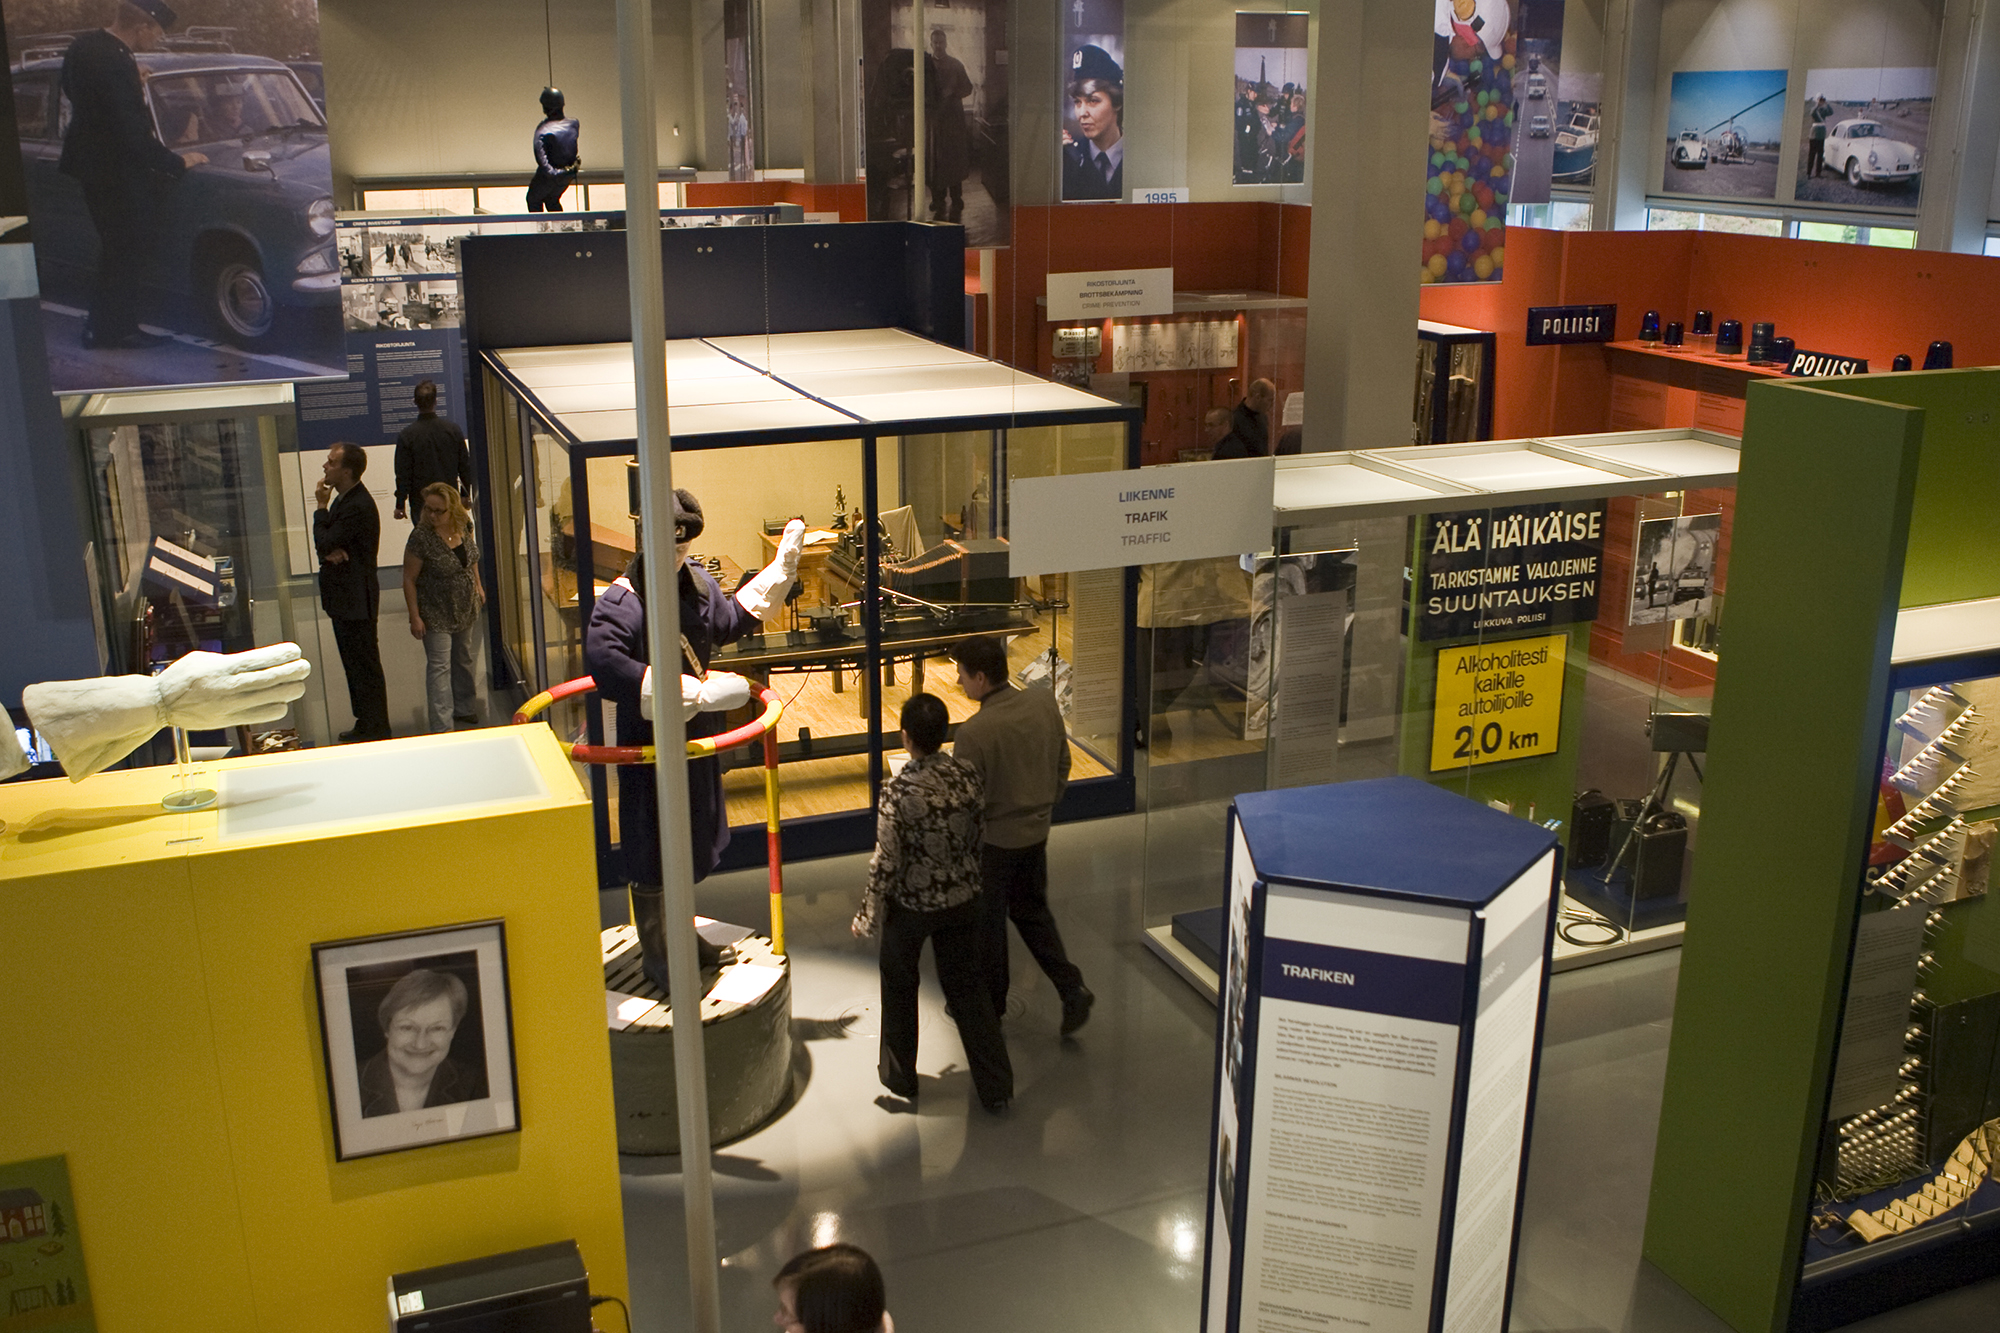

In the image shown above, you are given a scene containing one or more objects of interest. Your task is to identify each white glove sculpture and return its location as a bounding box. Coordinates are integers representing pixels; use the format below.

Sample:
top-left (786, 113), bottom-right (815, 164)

top-left (735, 518), bottom-right (806, 620)
top-left (0, 720), bottom-right (27, 781)
top-left (23, 643), bottom-right (313, 782)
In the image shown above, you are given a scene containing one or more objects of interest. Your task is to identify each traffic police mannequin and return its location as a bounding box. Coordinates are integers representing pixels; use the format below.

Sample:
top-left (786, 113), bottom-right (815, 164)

top-left (584, 491), bottom-right (806, 993)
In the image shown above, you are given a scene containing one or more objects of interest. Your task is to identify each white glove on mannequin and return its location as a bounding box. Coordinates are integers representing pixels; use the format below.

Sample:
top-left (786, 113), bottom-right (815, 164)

top-left (680, 671), bottom-right (752, 721)
top-left (0, 720), bottom-right (27, 781)
top-left (23, 643), bottom-right (312, 782)
top-left (735, 518), bottom-right (806, 620)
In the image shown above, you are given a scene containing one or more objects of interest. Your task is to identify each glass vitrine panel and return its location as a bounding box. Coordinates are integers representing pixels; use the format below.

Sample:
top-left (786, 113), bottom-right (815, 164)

top-left (1140, 472), bottom-right (1738, 976)
top-left (1803, 667), bottom-right (2000, 1280)
top-left (75, 397), bottom-right (333, 747)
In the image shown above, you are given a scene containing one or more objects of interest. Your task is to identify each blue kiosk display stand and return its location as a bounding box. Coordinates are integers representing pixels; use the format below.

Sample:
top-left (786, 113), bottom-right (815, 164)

top-left (1202, 776), bottom-right (1561, 1333)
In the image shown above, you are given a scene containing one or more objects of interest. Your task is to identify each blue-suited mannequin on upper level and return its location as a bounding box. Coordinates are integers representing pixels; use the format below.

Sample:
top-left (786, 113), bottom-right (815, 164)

top-left (526, 86), bottom-right (580, 212)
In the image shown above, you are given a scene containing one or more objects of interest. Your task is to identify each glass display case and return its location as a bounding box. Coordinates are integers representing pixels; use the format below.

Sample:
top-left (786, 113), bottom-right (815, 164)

top-left (481, 327), bottom-right (1140, 881)
top-left (66, 383), bottom-right (336, 752)
top-left (1414, 320), bottom-right (1497, 444)
top-left (1800, 616), bottom-right (2000, 1288)
top-left (1138, 429), bottom-right (1744, 990)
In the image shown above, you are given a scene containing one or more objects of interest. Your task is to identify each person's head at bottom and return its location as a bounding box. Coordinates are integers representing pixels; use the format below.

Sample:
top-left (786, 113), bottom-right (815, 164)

top-left (379, 968), bottom-right (467, 1099)
top-left (900, 692), bottom-right (948, 760)
top-left (949, 635), bottom-right (1008, 703)
top-left (773, 1244), bottom-right (888, 1333)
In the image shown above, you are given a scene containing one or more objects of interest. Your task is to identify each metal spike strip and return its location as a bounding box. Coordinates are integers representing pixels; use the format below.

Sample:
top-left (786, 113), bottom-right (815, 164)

top-left (1873, 836), bottom-right (1961, 903)
top-left (1890, 714), bottom-right (1977, 790)
top-left (1886, 780), bottom-right (1971, 843)
top-left (1894, 687), bottom-right (1969, 740)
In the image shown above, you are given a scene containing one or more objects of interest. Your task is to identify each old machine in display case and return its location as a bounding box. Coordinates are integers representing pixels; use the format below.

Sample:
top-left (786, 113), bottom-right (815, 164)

top-left (480, 328), bottom-right (1142, 880)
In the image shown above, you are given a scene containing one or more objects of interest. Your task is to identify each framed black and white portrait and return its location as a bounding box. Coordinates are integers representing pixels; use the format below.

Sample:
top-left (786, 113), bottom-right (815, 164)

top-left (312, 920), bottom-right (519, 1161)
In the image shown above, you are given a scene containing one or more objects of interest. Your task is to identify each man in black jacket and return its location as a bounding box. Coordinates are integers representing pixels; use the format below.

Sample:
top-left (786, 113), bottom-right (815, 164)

top-left (392, 380), bottom-right (472, 522)
top-left (314, 443), bottom-right (390, 741)
top-left (59, 0), bottom-right (208, 349)
top-left (1214, 379), bottom-right (1276, 459)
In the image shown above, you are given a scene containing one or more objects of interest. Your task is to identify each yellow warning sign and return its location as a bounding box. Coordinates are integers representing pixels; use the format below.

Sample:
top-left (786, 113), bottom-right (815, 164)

top-left (1429, 631), bottom-right (1568, 772)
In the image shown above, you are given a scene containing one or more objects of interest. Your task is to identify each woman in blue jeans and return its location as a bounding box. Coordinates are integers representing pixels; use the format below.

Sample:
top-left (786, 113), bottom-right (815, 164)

top-left (401, 482), bottom-right (484, 731)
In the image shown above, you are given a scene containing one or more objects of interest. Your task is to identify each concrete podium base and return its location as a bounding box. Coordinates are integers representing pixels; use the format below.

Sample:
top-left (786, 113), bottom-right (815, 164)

top-left (602, 924), bottom-right (794, 1154)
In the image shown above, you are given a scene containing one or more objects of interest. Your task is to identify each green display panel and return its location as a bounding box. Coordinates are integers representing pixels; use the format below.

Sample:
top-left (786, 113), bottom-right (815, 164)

top-left (1643, 367), bottom-right (2000, 1332)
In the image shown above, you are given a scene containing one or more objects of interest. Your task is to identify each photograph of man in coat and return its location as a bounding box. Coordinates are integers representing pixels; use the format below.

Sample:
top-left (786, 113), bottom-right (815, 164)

top-left (58, 0), bottom-right (207, 349)
top-left (314, 443), bottom-right (390, 742)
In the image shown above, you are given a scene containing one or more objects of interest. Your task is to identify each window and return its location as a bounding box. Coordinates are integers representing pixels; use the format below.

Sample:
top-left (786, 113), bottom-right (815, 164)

top-left (1508, 199), bottom-right (1593, 230)
top-left (1646, 208), bottom-right (1784, 237)
top-left (12, 76), bottom-right (54, 141)
top-left (1794, 221), bottom-right (1915, 248)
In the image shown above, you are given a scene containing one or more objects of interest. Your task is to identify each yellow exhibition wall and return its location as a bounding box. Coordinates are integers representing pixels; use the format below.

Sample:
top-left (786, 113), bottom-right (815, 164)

top-left (0, 733), bottom-right (627, 1329)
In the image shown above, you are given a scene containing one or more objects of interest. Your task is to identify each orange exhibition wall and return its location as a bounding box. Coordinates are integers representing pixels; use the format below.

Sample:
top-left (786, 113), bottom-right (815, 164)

top-left (685, 180), bottom-right (868, 220)
top-left (959, 202), bottom-right (1997, 442)
top-left (1420, 227), bottom-right (2000, 440)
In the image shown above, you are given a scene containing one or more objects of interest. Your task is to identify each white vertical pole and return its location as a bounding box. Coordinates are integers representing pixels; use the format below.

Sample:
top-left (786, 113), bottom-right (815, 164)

top-left (614, 1), bottom-right (724, 1331)
top-left (912, 0), bottom-right (927, 219)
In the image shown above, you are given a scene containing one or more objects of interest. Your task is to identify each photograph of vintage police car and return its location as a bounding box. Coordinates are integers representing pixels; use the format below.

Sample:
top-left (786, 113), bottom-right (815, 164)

top-left (1820, 119), bottom-right (1922, 189)
top-left (13, 48), bottom-right (341, 388)
top-left (1794, 69), bottom-right (1931, 210)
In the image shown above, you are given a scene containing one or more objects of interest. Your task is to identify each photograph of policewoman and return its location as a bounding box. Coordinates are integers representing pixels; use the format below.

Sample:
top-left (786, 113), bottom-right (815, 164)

top-left (355, 965), bottom-right (488, 1117)
top-left (1061, 43), bottom-right (1124, 201)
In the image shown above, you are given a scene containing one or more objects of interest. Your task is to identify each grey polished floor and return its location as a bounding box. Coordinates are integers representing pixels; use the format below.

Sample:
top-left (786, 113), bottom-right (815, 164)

top-left (609, 814), bottom-right (2000, 1332)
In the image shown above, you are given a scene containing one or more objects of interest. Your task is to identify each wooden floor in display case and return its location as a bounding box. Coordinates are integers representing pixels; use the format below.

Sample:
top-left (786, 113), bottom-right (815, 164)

top-left (593, 605), bottom-right (1117, 836)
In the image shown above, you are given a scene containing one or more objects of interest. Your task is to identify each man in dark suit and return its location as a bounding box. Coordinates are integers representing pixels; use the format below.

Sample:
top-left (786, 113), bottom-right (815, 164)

top-left (1214, 379), bottom-right (1276, 458)
top-left (314, 443), bottom-right (390, 741)
top-left (392, 380), bottom-right (472, 522)
top-left (58, 0), bottom-right (207, 349)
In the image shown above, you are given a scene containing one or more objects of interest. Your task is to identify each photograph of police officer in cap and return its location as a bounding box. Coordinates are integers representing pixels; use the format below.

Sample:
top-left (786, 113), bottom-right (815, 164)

top-left (1060, 41), bottom-right (1124, 201)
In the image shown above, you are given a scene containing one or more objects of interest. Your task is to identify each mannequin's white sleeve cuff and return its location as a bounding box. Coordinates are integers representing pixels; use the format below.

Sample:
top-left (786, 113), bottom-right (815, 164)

top-left (22, 675), bottom-right (167, 782)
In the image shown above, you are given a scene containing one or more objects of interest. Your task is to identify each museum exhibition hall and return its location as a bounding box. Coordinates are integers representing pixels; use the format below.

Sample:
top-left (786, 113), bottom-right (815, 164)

top-left (2, 0), bottom-right (2000, 1329)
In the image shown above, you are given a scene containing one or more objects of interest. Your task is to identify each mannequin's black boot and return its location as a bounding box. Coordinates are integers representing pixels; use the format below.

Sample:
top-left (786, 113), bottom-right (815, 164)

top-left (630, 883), bottom-right (728, 997)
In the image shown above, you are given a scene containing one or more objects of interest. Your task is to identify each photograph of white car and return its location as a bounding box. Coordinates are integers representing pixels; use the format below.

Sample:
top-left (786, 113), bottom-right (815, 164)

top-left (1822, 120), bottom-right (1922, 187)
top-left (1663, 68), bottom-right (1786, 200)
top-left (1796, 68), bottom-right (1932, 209)
top-left (1671, 129), bottom-right (1708, 167)
top-left (1530, 115), bottom-right (1552, 138)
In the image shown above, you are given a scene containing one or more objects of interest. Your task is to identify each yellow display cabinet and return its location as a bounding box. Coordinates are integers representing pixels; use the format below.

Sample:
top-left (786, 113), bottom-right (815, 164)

top-left (0, 727), bottom-right (626, 1331)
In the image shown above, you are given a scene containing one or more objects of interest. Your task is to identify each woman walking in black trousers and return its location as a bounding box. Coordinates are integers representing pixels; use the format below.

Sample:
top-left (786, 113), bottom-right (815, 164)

top-left (853, 693), bottom-right (1014, 1113)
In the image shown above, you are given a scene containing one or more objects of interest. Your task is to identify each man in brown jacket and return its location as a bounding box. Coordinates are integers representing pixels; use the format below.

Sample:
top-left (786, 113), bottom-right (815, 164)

top-left (950, 635), bottom-right (1094, 1034)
